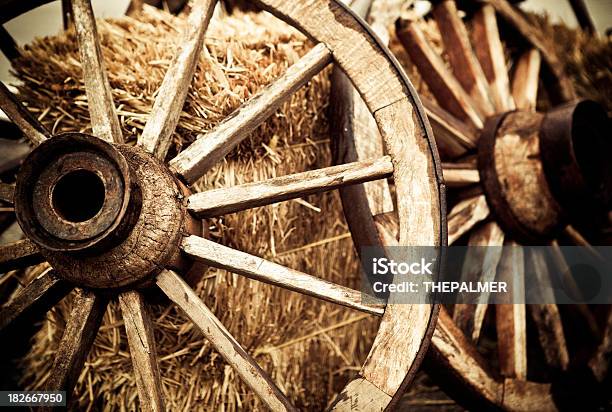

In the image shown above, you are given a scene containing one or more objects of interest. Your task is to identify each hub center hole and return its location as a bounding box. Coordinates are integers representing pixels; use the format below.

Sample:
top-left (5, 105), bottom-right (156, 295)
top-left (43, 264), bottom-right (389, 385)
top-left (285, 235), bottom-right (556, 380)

top-left (52, 169), bottom-right (105, 223)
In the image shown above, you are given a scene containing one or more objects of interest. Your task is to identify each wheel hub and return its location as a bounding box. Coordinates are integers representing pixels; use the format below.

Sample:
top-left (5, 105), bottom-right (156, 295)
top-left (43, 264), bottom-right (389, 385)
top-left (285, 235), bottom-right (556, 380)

top-left (14, 133), bottom-right (199, 289)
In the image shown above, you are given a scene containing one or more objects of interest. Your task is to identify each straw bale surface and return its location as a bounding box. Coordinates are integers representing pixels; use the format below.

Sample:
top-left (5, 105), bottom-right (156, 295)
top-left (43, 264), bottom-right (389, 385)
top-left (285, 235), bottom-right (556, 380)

top-left (12, 6), bottom-right (379, 411)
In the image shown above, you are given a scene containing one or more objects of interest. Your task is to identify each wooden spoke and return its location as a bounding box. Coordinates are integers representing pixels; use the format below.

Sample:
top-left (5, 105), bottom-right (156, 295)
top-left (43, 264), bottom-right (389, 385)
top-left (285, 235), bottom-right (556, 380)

top-left (442, 163), bottom-right (480, 188)
top-left (432, 0), bottom-right (494, 117)
top-left (187, 156), bottom-right (393, 218)
top-left (0, 239), bottom-right (44, 273)
top-left (181, 235), bottom-right (384, 315)
top-left (138, 0), bottom-right (216, 160)
top-left (448, 195), bottom-right (490, 245)
top-left (71, 0), bottom-right (123, 144)
top-left (453, 221), bottom-right (505, 342)
top-left (45, 290), bottom-right (107, 397)
top-left (0, 82), bottom-right (49, 146)
top-left (169, 42), bottom-right (332, 184)
top-left (495, 242), bottom-right (527, 379)
top-left (0, 182), bottom-right (14, 204)
top-left (421, 97), bottom-right (477, 158)
top-left (563, 225), bottom-right (602, 260)
top-left (0, 25), bottom-right (21, 60)
top-left (511, 49), bottom-right (541, 111)
top-left (0, 270), bottom-right (71, 332)
top-left (61, 0), bottom-right (72, 30)
top-left (471, 5), bottom-right (515, 113)
top-left (527, 248), bottom-right (569, 371)
top-left (119, 291), bottom-right (165, 411)
top-left (589, 308), bottom-right (612, 382)
top-left (156, 269), bottom-right (296, 412)
top-left (396, 20), bottom-right (484, 130)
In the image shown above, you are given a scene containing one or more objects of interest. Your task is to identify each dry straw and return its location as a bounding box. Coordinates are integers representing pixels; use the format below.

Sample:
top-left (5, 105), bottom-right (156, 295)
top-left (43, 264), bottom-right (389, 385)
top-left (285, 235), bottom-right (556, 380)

top-left (12, 6), bottom-right (379, 411)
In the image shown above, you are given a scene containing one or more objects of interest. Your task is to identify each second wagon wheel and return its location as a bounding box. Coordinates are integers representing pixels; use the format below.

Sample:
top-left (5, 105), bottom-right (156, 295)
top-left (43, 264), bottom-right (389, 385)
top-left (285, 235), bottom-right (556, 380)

top-left (335, 0), bottom-right (611, 411)
top-left (0, 0), bottom-right (446, 409)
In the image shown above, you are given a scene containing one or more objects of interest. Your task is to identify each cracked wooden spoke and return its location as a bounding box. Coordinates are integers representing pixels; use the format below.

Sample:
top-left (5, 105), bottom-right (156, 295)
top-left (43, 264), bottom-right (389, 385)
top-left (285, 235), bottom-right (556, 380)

top-left (472, 5), bottom-right (515, 112)
top-left (0, 25), bottom-right (21, 60)
top-left (495, 242), bottom-right (527, 379)
top-left (0, 82), bottom-right (49, 146)
top-left (432, 0), bottom-right (494, 117)
top-left (71, 0), bottom-right (123, 144)
top-left (44, 290), bottom-right (107, 398)
top-left (169, 43), bottom-right (332, 184)
top-left (156, 269), bottom-right (297, 412)
top-left (188, 156), bottom-right (393, 218)
top-left (396, 20), bottom-right (484, 129)
top-left (512, 49), bottom-right (541, 111)
top-left (0, 182), bottom-right (14, 204)
top-left (448, 195), bottom-right (490, 245)
top-left (0, 239), bottom-right (44, 273)
top-left (527, 248), bottom-right (569, 371)
top-left (442, 163), bottom-right (480, 188)
top-left (139, 0), bottom-right (216, 160)
top-left (453, 221), bottom-right (505, 342)
top-left (421, 97), bottom-right (477, 158)
top-left (119, 291), bottom-right (165, 412)
top-left (0, 270), bottom-right (71, 332)
top-left (181, 235), bottom-right (384, 315)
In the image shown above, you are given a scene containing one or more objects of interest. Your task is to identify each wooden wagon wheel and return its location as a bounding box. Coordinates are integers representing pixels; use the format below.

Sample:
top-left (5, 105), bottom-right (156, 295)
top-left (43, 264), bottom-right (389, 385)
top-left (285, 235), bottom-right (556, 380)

top-left (0, 0), bottom-right (445, 409)
top-left (335, 0), bottom-right (611, 410)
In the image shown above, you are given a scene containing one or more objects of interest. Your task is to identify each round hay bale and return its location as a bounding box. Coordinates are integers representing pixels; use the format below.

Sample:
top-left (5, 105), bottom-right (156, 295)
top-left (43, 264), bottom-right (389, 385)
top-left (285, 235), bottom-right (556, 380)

top-left (11, 6), bottom-right (379, 410)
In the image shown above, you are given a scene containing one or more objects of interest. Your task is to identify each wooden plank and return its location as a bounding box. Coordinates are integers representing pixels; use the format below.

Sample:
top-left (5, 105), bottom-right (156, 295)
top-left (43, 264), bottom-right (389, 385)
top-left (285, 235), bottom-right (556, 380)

top-left (71, 0), bottom-right (123, 144)
top-left (512, 49), bottom-right (541, 112)
top-left (119, 291), bottom-right (165, 412)
top-left (527, 248), bottom-right (569, 371)
top-left (453, 221), bottom-right (505, 342)
top-left (471, 5), bottom-right (515, 113)
top-left (187, 156), bottom-right (393, 218)
top-left (0, 270), bottom-right (71, 332)
top-left (0, 82), bottom-right (49, 145)
top-left (421, 97), bottom-right (477, 157)
top-left (396, 20), bottom-right (484, 129)
top-left (448, 195), bottom-right (490, 245)
top-left (0, 25), bottom-right (21, 60)
top-left (0, 239), bottom-right (44, 273)
top-left (181, 235), bottom-right (384, 315)
top-left (442, 163), bottom-right (480, 187)
top-left (432, 0), bottom-right (494, 117)
top-left (495, 242), bottom-right (527, 379)
top-left (156, 269), bottom-right (296, 412)
top-left (44, 290), bottom-right (107, 399)
top-left (169, 43), bottom-right (332, 184)
top-left (139, 0), bottom-right (216, 160)
top-left (0, 182), bottom-right (14, 204)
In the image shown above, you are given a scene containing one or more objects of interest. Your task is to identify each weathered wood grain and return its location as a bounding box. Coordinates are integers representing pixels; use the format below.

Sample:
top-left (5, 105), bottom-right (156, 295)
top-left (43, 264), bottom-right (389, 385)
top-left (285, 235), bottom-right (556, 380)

top-left (0, 182), bottom-right (14, 204)
top-left (181, 235), bottom-right (384, 315)
top-left (328, 376), bottom-right (391, 411)
top-left (188, 156), bottom-right (393, 218)
top-left (421, 97), bottom-right (477, 158)
top-left (0, 269), bottom-right (70, 332)
top-left (448, 195), bottom-right (490, 245)
top-left (0, 239), bottom-right (44, 273)
top-left (170, 42), bottom-right (332, 184)
top-left (139, 0), bottom-right (215, 160)
top-left (471, 4), bottom-right (515, 113)
top-left (495, 242), bottom-right (527, 379)
top-left (433, 0), bottom-right (494, 117)
top-left (44, 290), bottom-right (107, 402)
top-left (527, 248), bottom-right (569, 371)
top-left (119, 291), bottom-right (165, 412)
top-left (512, 49), bottom-right (541, 112)
top-left (442, 163), bottom-right (480, 187)
top-left (156, 269), bottom-right (296, 412)
top-left (396, 20), bottom-right (484, 130)
top-left (71, 0), bottom-right (123, 144)
top-left (0, 82), bottom-right (49, 145)
top-left (453, 221), bottom-right (505, 342)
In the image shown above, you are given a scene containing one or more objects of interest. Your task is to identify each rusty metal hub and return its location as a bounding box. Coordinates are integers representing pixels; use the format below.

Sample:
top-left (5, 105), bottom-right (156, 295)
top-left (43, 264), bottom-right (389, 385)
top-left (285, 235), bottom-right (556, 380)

top-left (14, 134), bottom-right (199, 289)
top-left (478, 100), bottom-right (611, 243)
